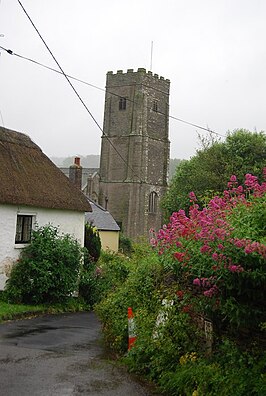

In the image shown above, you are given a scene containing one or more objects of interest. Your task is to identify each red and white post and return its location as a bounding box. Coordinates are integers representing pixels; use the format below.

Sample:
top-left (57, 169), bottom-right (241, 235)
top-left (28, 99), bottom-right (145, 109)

top-left (128, 307), bottom-right (136, 350)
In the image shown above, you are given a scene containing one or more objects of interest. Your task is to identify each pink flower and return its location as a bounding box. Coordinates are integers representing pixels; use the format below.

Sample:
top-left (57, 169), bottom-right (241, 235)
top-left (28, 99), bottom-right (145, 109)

top-left (200, 244), bottom-right (211, 254)
top-left (233, 239), bottom-right (246, 248)
top-left (174, 252), bottom-right (185, 262)
top-left (212, 252), bottom-right (219, 261)
top-left (193, 278), bottom-right (201, 286)
top-left (230, 175), bottom-right (237, 182)
top-left (189, 191), bottom-right (197, 202)
top-left (244, 246), bottom-right (253, 254)
top-left (150, 238), bottom-right (157, 247)
top-left (228, 265), bottom-right (244, 273)
top-left (203, 285), bottom-right (219, 298)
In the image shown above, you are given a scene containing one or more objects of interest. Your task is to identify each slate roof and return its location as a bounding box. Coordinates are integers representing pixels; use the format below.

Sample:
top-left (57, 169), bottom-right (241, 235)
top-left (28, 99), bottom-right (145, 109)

top-left (0, 126), bottom-right (91, 212)
top-left (85, 198), bottom-right (120, 231)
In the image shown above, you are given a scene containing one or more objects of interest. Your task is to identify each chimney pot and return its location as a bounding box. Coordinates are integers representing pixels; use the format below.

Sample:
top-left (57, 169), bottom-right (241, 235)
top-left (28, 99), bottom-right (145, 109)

top-left (74, 157), bottom-right (80, 166)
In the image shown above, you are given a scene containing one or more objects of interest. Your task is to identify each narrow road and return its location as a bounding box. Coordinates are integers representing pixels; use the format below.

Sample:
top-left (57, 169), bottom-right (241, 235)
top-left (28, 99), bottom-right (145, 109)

top-left (0, 312), bottom-right (157, 396)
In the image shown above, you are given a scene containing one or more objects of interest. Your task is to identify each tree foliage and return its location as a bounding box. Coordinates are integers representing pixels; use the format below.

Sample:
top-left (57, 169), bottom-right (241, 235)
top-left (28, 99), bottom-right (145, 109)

top-left (78, 223), bottom-right (102, 306)
top-left (162, 129), bottom-right (266, 218)
top-left (84, 223), bottom-right (101, 264)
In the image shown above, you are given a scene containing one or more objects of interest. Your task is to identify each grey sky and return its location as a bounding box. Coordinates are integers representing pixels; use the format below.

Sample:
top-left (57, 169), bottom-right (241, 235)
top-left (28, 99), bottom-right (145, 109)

top-left (0, 0), bottom-right (265, 160)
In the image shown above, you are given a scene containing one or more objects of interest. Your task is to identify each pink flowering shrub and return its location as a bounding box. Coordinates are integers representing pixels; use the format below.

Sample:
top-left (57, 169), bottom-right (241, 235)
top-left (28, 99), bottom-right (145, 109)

top-left (152, 171), bottom-right (266, 333)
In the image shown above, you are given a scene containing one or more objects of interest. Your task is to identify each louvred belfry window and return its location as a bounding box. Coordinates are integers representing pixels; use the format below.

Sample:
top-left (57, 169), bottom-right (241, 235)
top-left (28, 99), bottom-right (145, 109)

top-left (149, 192), bottom-right (158, 213)
top-left (119, 97), bottom-right (127, 110)
top-left (153, 100), bottom-right (158, 112)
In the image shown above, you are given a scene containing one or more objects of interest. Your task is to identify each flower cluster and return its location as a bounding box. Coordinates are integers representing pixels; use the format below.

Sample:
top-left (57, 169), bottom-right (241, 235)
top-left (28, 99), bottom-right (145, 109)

top-left (153, 172), bottom-right (266, 329)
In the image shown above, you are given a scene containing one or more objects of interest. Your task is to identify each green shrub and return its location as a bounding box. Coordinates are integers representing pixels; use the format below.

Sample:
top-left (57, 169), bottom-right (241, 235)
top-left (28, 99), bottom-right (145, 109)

top-left (159, 340), bottom-right (266, 396)
top-left (78, 249), bottom-right (101, 307)
top-left (78, 224), bottom-right (102, 306)
top-left (84, 223), bottom-right (101, 262)
top-left (5, 225), bottom-right (83, 304)
top-left (119, 233), bottom-right (134, 256)
top-left (95, 250), bottom-right (131, 301)
top-left (95, 246), bottom-right (163, 354)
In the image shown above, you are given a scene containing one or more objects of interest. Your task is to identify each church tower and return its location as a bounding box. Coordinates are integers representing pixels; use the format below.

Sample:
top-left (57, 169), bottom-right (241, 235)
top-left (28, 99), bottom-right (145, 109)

top-left (99, 68), bottom-right (170, 239)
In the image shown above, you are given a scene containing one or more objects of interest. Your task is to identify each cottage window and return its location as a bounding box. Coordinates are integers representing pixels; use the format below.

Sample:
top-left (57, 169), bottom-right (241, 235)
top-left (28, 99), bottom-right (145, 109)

top-left (119, 97), bottom-right (127, 110)
top-left (152, 100), bottom-right (158, 112)
top-left (15, 215), bottom-right (33, 244)
top-left (149, 192), bottom-right (158, 213)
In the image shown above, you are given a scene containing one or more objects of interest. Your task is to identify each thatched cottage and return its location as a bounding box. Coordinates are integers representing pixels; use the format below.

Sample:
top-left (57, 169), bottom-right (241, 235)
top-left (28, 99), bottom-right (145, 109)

top-left (0, 126), bottom-right (91, 290)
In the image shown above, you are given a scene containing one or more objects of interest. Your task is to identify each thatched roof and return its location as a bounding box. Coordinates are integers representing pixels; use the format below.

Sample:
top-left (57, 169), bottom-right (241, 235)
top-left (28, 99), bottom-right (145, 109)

top-left (0, 127), bottom-right (91, 212)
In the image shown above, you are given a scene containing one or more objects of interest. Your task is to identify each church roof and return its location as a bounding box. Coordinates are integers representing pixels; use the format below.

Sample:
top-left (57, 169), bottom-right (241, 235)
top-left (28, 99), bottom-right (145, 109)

top-left (0, 126), bottom-right (91, 212)
top-left (85, 198), bottom-right (120, 231)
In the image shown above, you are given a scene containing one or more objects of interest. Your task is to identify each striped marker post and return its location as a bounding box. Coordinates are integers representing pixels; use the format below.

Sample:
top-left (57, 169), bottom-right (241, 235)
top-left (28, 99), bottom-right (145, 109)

top-left (128, 307), bottom-right (136, 350)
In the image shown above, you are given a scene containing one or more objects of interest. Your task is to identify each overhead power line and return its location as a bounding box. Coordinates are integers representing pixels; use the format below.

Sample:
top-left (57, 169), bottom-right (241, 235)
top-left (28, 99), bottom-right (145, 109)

top-left (0, 43), bottom-right (226, 140)
top-left (17, 0), bottom-right (143, 182)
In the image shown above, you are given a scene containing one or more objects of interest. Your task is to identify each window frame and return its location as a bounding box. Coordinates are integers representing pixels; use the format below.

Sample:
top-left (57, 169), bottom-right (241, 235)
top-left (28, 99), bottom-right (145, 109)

top-left (152, 100), bottom-right (158, 112)
top-left (148, 191), bottom-right (158, 213)
top-left (15, 214), bottom-right (34, 245)
top-left (119, 97), bottom-right (127, 111)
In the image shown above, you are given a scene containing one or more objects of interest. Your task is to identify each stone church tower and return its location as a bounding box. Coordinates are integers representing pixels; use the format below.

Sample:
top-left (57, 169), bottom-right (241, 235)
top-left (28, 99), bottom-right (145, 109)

top-left (99, 68), bottom-right (170, 239)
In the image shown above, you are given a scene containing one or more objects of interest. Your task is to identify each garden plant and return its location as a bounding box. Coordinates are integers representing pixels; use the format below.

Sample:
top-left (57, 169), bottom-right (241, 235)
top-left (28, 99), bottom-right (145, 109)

top-left (4, 225), bottom-right (84, 304)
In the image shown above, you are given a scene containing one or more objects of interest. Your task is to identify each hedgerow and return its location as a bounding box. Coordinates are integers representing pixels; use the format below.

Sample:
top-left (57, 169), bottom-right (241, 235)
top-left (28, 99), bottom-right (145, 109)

top-left (95, 170), bottom-right (266, 395)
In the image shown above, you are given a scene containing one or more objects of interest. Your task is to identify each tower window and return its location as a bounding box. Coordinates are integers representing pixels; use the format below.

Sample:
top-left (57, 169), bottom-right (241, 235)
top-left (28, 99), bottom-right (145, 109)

top-left (119, 97), bottom-right (127, 110)
top-left (152, 100), bottom-right (158, 112)
top-left (149, 192), bottom-right (158, 213)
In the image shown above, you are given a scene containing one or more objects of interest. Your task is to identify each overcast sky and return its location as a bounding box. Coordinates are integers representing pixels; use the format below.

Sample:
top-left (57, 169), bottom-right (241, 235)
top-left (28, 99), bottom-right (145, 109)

top-left (0, 0), bottom-right (265, 160)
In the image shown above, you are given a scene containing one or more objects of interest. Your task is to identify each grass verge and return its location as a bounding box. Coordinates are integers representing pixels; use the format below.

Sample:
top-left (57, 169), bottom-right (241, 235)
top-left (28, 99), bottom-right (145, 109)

top-left (0, 297), bottom-right (90, 323)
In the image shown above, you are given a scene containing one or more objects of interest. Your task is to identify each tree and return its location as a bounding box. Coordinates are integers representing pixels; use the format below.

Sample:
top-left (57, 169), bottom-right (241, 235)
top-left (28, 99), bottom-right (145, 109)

top-left (78, 224), bottom-right (102, 306)
top-left (162, 129), bottom-right (266, 219)
top-left (84, 223), bottom-right (101, 264)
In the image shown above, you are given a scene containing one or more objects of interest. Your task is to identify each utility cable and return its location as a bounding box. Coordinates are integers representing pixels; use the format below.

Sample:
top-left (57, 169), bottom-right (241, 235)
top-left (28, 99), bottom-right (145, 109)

top-left (0, 44), bottom-right (225, 140)
top-left (0, 108), bottom-right (5, 127)
top-left (17, 0), bottom-right (143, 183)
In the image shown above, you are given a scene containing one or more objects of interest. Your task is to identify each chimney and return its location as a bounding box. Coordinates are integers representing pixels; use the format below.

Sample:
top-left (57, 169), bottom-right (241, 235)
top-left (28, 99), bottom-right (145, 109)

top-left (69, 157), bottom-right (82, 190)
top-left (74, 157), bottom-right (80, 167)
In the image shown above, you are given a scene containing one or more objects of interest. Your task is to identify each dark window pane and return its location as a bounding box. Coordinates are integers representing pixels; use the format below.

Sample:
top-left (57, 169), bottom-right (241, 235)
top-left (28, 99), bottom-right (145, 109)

top-left (15, 215), bottom-right (33, 243)
top-left (149, 192), bottom-right (158, 213)
top-left (119, 97), bottom-right (126, 110)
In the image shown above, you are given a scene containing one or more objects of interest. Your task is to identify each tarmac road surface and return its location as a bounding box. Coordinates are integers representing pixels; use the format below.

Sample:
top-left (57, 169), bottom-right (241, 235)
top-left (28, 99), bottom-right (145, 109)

top-left (0, 312), bottom-right (159, 396)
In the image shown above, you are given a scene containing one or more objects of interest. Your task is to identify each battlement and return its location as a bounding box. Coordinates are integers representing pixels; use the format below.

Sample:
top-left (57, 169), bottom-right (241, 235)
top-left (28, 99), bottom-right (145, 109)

top-left (107, 68), bottom-right (170, 83)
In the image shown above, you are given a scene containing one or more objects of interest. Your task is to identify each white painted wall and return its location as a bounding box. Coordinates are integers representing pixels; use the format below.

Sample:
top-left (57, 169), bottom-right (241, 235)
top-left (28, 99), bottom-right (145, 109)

top-left (0, 204), bottom-right (86, 290)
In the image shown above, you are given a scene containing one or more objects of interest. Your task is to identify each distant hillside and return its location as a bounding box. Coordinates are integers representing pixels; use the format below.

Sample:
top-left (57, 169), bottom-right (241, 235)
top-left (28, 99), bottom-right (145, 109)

top-left (169, 158), bottom-right (181, 180)
top-left (50, 155), bottom-right (182, 179)
top-left (50, 155), bottom-right (100, 168)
